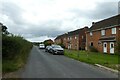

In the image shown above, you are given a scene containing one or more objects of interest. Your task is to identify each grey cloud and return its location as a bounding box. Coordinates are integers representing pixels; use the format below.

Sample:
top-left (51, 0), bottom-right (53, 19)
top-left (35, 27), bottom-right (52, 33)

top-left (10, 20), bottom-right (66, 38)
top-left (1, 1), bottom-right (118, 42)
top-left (21, 25), bottom-right (66, 38)
top-left (1, 1), bottom-right (65, 38)
top-left (90, 2), bottom-right (118, 19)
top-left (1, 2), bottom-right (25, 25)
top-left (20, 28), bottom-right (65, 39)
top-left (70, 2), bottom-right (118, 20)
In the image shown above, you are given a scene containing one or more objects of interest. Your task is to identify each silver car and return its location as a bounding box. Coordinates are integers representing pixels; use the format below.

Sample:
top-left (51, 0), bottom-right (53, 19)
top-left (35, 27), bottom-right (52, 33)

top-left (50, 45), bottom-right (64, 55)
top-left (45, 46), bottom-right (52, 52)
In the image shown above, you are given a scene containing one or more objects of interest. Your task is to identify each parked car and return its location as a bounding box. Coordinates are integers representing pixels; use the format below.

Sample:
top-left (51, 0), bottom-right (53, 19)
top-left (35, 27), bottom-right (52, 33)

top-left (45, 46), bottom-right (52, 52)
top-left (39, 44), bottom-right (45, 49)
top-left (49, 45), bottom-right (64, 55)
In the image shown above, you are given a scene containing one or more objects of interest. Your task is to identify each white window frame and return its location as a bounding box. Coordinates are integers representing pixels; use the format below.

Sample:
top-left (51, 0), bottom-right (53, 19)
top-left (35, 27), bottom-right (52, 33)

top-left (101, 30), bottom-right (105, 36)
top-left (90, 32), bottom-right (93, 36)
top-left (64, 38), bottom-right (66, 40)
top-left (90, 42), bottom-right (93, 46)
top-left (75, 36), bottom-right (77, 39)
top-left (82, 36), bottom-right (84, 39)
top-left (68, 37), bottom-right (70, 40)
top-left (112, 28), bottom-right (116, 34)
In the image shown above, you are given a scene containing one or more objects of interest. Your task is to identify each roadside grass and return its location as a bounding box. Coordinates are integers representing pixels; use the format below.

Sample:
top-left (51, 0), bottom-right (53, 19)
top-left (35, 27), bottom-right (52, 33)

top-left (64, 49), bottom-right (119, 70)
top-left (2, 35), bottom-right (33, 74)
top-left (0, 60), bottom-right (1, 72)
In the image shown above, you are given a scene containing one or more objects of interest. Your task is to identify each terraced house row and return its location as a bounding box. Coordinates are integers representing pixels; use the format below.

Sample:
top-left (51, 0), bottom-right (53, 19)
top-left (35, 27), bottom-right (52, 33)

top-left (55, 14), bottom-right (120, 54)
top-left (55, 27), bottom-right (88, 50)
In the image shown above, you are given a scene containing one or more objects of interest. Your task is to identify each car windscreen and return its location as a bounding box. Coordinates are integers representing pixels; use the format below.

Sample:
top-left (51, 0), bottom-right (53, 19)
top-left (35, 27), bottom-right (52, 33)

top-left (40, 44), bottom-right (44, 46)
top-left (53, 45), bottom-right (61, 48)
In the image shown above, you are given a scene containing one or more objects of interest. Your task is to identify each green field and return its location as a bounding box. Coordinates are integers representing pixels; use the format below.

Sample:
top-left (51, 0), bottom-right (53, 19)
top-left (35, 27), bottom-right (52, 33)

top-left (64, 49), bottom-right (119, 70)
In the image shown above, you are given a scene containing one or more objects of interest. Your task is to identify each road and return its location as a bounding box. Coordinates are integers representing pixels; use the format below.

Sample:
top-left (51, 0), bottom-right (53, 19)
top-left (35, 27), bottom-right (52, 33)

top-left (21, 46), bottom-right (118, 78)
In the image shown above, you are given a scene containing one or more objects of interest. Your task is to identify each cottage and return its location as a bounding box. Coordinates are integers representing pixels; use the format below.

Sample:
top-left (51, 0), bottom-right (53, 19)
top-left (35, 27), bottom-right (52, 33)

top-left (86, 14), bottom-right (120, 54)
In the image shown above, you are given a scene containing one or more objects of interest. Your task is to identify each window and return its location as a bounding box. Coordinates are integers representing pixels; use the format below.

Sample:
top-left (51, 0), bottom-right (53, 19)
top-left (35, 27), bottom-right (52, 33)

top-left (68, 37), bottom-right (72, 40)
top-left (101, 30), bottom-right (105, 36)
top-left (75, 36), bottom-right (77, 39)
top-left (68, 37), bottom-right (70, 40)
top-left (68, 44), bottom-right (71, 49)
top-left (111, 44), bottom-right (114, 48)
top-left (64, 38), bottom-right (66, 40)
top-left (82, 36), bottom-right (84, 39)
top-left (104, 44), bottom-right (106, 47)
top-left (98, 41), bottom-right (101, 45)
top-left (112, 28), bottom-right (116, 34)
top-left (90, 42), bottom-right (93, 46)
top-left (90, 32), bottom-right (93, 36)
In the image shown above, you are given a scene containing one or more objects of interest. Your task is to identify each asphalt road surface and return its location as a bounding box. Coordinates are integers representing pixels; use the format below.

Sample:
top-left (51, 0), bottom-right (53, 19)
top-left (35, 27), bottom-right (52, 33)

top-left (21, 46), bottom-right (118, 78)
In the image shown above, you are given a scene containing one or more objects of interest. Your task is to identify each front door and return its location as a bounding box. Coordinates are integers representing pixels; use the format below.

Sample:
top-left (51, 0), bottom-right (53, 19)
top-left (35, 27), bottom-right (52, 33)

top-left (110, 42), bottom-right (114, 54)
top-left (103, 42), bottom-right (107, 53)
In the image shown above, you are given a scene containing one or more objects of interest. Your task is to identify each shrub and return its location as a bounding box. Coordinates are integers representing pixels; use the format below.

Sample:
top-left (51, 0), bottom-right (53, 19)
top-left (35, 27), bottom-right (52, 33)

top-left (2, 34), bottom-right (33, 73)
top-left (57, 43), bottom-right (65, 48)
top-left (89, 46), bottom-right (98, 52)
top-left (115, 41), bottom-right (120, 55)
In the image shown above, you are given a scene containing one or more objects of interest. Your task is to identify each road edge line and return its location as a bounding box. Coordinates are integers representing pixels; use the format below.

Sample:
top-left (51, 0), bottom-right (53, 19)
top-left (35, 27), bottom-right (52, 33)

top-left (95, 64), bottom-right (118, 73)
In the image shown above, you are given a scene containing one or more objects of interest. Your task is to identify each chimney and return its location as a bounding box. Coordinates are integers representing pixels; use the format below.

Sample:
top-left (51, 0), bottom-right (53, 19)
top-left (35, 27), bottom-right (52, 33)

top-left (92, 22), bottom-right (95, 25)
top-left (84, 26), bottom-right (88, 29)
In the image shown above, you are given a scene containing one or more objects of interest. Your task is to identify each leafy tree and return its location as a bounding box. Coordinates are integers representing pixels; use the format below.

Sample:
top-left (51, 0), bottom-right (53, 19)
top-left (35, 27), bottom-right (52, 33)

top-left (44, 39), bottom-right (53, 47)
top-left (0, 22), bottom-right (9, 35)
top-left (57, 43), bottom-right (65, 48)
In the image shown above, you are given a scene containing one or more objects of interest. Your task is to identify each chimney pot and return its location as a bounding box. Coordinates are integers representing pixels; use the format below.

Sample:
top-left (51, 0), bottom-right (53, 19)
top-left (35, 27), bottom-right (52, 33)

top-left (92, 22), bottom-right (95, 25)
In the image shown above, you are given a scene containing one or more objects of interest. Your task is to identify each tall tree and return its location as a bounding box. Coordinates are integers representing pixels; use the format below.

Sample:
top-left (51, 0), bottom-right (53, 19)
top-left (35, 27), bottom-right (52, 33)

top-left (0, 22), bottom-right (9, 35)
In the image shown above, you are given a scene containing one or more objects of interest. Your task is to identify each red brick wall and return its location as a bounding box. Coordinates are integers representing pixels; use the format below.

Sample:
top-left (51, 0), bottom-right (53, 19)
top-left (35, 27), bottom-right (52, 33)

top-left (79, 27), bottom-right (88, 50)
top-left (63, 27), bottom-right (88, 50)
top-left (55, 38), bottom-right (62, 44)
top-left (86, 30), bottom-right (102, 52)
top-left (63, 37), bottom-right (68, 49)
top-left (86, 26), bottom-right (118, 53)
top-left (70, 35), bottom-right (79, 50)
top-left (116, 26), bottom-right (120, 41)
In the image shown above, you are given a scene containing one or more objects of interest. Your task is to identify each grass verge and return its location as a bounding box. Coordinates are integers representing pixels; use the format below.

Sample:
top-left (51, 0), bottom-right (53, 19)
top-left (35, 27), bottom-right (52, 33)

top-left (64, 49), bottom-right (119, 70)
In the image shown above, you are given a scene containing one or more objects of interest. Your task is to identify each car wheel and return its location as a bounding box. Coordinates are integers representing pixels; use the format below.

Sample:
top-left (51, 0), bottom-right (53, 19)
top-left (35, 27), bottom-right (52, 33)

top-left (52, 50), bottom-right (55, 55)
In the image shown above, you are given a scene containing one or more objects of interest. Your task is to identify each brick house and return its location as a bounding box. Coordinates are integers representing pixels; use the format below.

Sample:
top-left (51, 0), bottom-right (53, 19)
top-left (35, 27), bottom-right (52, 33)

top-left (54, 33), bottom-right (67, 47)
top-left (55, 27), bottom-right (88, 50)
top-left (44, 39), bottom-right (54, 46)
top-left (86, 14), bottom-right (120, 54)
top-left (55, 34), bottom-right (64, 44)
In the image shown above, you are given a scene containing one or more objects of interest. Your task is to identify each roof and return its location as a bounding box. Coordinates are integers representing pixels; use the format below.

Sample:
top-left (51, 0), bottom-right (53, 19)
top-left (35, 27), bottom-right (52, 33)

top-left (89, 14), bottom-right (120, 31)
top-left (55, 33), bottom-right (67, 40)
top-left (67, 27), bottom-right (88, 36)
top-left (55, 27), bottom-right (88, 40)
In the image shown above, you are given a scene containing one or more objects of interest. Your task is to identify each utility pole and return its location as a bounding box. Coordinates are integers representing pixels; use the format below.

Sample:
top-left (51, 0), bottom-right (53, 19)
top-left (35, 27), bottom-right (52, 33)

top-left (118, 1), bottom-right (120, 14)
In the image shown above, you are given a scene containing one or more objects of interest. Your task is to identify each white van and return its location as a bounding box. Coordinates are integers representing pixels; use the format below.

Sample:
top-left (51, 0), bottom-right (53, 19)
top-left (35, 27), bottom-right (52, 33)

top-left (39, 44), bottom-right (45, 49)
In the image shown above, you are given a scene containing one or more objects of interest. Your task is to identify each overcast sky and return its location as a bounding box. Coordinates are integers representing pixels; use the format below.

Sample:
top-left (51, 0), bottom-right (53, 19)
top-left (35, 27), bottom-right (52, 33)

top-left (0, 0), bottom-right (119, 42)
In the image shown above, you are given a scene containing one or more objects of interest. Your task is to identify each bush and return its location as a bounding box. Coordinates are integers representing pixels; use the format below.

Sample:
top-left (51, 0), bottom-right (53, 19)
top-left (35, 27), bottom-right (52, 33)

top-left (2, 34), bottom-right (33, 73)
top-left (89, 46), bottom-right (98, 52)
top-left (57, 43), bottom-right (65, 48)
top-left (2, 35), bottom-right (22, 59)
top-left (115, 41), bottom-right (120, 55)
